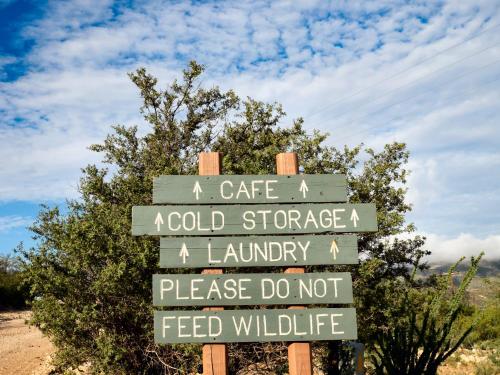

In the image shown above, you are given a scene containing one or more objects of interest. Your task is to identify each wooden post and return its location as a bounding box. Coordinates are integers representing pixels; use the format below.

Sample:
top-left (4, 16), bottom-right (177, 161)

top-left (199, 152), bottom-right (228, 375)
top-left (276, 152), bottom-right (313, 375)
top-left (353, 342), bottom-right (365, 375)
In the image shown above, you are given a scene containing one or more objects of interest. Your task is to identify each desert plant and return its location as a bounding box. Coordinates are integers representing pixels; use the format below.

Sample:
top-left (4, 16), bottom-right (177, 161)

top-left (370, 253), bottom-right (483, 375)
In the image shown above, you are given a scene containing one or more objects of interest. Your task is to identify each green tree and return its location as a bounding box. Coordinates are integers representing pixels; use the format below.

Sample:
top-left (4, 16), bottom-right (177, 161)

top-left (21, 61), bottom-right (427, 374)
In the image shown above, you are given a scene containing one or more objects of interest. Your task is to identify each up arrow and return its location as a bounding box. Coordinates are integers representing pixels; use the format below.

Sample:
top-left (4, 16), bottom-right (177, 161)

top-left (330, 240), bottom-right (340, 260)
top-left (193, 181), bottom-right (203, 200)
top-left (155, 212), bottom-right (164, 232)
top-left (179, 243), bottom-right (189, 264)
top-left (350, 209), bottom-right (359, 227)
top-left (299, 180), bottom-right (309, 198)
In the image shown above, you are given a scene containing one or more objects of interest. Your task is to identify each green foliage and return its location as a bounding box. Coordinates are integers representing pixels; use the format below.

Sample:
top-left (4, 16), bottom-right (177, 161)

top-left (370, 254), bottom-right (483, 375)
top-left (463, 279), bottom-right (500, 348)
top-left (20, 61), bottom-right (425, 374)
top-left (475, 360), bottom-right (499, 375)
top-left (0, 254), bottom-right (28, 309)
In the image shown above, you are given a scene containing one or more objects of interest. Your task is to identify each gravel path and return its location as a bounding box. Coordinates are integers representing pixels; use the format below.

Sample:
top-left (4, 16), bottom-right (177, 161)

top-left (0, 311), bottom-right (54, 375)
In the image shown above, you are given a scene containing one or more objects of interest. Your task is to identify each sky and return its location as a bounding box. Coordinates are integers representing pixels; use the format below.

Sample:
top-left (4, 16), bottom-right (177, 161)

top-left (0, 0), bottom-right (499, 263)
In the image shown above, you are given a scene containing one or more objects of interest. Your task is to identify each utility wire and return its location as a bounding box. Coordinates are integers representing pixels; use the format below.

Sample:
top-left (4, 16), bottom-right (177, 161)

top-left (332, 73), bottom-right (500, 145)
top-left (335, 73), bottom-right (500, 144)
top-left (305, 22), bottom-right (500, 120)
top-left (315, 53), bottom-right (500, 138)
top-left (309, 39), bottom-right (500, 127)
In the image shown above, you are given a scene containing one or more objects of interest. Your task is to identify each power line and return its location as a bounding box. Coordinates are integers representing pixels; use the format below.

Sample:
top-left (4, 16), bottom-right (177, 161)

top-left (335, 73), bottom-right (500, 144)
top-left (315, 40), bottom-right (500, 127)
top-left (305, 22), bottom-right (500, 120)
top-left (313, 52), bottom-right (500, 137)
top-left (332, 72), bottom-right (500, 145)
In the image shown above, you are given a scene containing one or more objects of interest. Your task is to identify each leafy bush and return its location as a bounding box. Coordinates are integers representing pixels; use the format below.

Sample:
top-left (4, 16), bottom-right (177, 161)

top-left (0, 255), bottom-right (28, 309)
top-left (370, 254), bottom-right (483, 375)
top-left (464, 280), bottom-right (500, 348)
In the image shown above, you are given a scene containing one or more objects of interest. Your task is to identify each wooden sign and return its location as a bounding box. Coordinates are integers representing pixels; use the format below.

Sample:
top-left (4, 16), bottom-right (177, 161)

top-left (132, 203), bottom-right (377, 236)
top-left (131, 152), bottom-right (375, 375)
top-left (153, 272), bottom-right (353, 306)
top-left (160, 235), bottom-right (358, 268)
top-left (153, 175), bottom-right (347, 204)
top-left (154, 307), bottom-right (357, 343)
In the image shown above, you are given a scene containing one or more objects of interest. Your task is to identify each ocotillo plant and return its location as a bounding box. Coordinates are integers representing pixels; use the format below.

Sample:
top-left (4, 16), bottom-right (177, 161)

top-left (370, 253), bottom-right (483, 375)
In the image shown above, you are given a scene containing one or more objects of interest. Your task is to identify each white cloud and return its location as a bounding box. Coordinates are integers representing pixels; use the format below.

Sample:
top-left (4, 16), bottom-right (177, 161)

top-left (423, 232), bottom-right (500, 262)
top-left (0, 0), bottom-right (499, 241)
top-left (0, 216), bottom-right (32, 233)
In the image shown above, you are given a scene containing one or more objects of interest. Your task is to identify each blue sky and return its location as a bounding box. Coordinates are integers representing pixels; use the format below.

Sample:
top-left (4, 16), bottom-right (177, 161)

top-left (1, 0), bottom-right (499, 262)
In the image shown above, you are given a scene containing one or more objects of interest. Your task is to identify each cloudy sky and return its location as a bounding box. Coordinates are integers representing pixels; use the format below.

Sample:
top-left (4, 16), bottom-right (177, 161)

top-left (1, 0), bottom-right (499, 262)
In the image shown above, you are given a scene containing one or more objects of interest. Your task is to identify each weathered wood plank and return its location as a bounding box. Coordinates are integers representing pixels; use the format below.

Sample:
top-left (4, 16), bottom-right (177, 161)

top-left (152, 272), bottom-right (353, 306)
top-left (153, 175), bottom-right (347, 204)
top-left (159, 235), bottom-right (358, 268)
top-left (131, 203), bottom-right (377, 236)
top-left (154, 308), bottom-right (357, 343)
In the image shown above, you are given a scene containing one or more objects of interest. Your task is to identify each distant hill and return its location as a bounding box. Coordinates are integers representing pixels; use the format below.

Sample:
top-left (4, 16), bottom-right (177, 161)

top-left (425, 259), bottom-right (500, 277)
top-left (422, 259), bottom-right (499, 307)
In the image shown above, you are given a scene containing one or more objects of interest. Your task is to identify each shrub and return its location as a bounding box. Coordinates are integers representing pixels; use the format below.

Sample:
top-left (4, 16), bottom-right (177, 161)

top-left (0, 255), bottom-right (28, 309)
top-left (370, 254), bottom-right (483, 375)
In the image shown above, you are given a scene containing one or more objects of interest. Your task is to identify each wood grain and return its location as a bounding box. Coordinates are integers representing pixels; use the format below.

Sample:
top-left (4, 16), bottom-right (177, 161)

top-left (199, 152), bottom-right (228, 375)
top-left (277, 152), bottom-right (313, 375)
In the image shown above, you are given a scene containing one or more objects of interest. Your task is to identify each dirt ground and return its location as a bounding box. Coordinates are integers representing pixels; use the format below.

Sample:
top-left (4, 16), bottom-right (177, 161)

top-left (1, 310), bottom-right (497, 375)
top-left (438, 348), bottom-right (500, 375)
top-left (0, 311), bottom-right (54, 375)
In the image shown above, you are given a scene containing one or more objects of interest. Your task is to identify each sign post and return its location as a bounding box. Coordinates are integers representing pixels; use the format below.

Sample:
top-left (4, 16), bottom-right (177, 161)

top-left (199, 152), bottom-right (228, 375)
top-left (131, 151), bottom-right (378, 374)
top-left (276, 152), bottom-right (313, 375)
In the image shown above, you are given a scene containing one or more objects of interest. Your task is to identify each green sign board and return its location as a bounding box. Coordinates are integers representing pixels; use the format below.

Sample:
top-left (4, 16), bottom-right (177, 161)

top-left (132, 203), bottom-right (377, 236)
top-left (153, 272), bottom-right (352, 306)
top-left (159, 234), bottom-right (358, 268)
top-left (154, 307), bottom-right (357, 343)
top-left (153, 175), bottom-right (347, 204)
top-left (131, 171), bottom-right (376, 346)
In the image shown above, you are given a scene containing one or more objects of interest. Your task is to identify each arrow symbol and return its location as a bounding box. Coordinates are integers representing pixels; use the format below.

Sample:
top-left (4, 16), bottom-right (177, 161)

top-left (350, 209), bottom-right (359, 228)
top-left (155, 212), bottom-right (164, 232)
top-left (330, 240), bottom-right (340, 260)
top-left (193, 181), bottom-right (203, 200)
top-left (179, 243), bottom-right (189, 264)
top-left (299, 180), bottom-right (309, 198)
